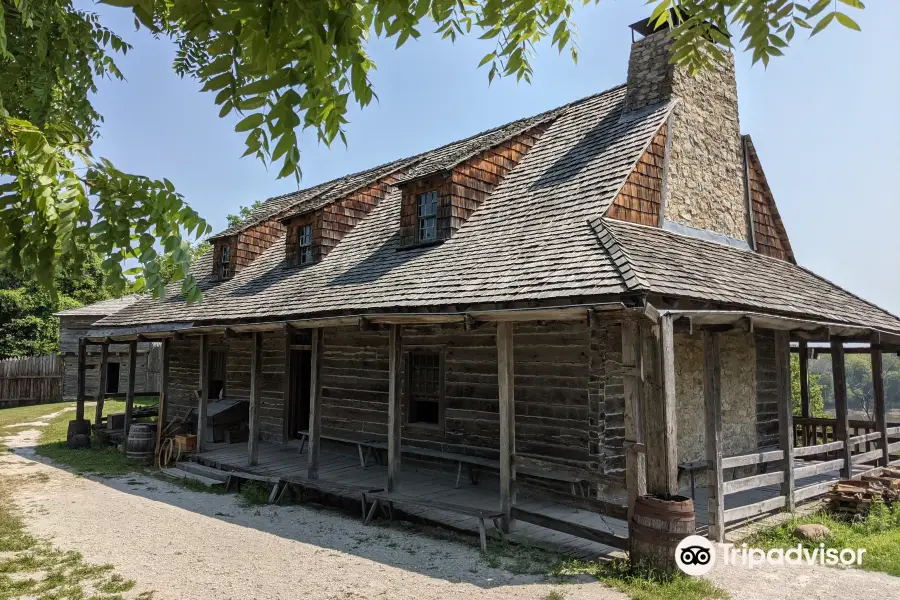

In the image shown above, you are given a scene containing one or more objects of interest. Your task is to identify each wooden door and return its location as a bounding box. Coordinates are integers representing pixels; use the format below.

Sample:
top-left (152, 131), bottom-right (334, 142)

top-left (289, 349), bottom-right (311, 435)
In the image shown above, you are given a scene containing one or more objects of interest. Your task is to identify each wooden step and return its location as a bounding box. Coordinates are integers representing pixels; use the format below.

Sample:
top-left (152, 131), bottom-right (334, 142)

top-left (176, 461), bottom-right (229, 483)
top-left (160, 467), bottom-right (225, 488)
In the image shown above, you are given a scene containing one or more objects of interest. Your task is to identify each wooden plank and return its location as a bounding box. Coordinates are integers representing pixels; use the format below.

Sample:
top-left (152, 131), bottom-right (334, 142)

top-left (872, 345), bottom-right (889, 467)
top-left (888, 441), bottom-right (900, 453)
top-left (308, 328), bottom-right (324, 479)
top-left (622, 318), bottom-right (646, 522)
top-left (794, 480), bottom-right (835, 503)
top-left (799, 340), bottom-right (810, 418)
top-left (703, 331), bottom-right (725, 542)
top-left (387, 324), bottom-right (402, 492)
top-left (721, 449), bottom-right (784, 469)
top-left (75, 339), bottom-right (86, 422)
top-left (886, 426), bottom-right (900, 436)
top-left (831, 339), bottom-right (851, 478)
top-left (197, 334), bottom-right (209, 453)
top-left (497, 321), bottom-right (515, 531)
top-left (124, 339), bottom-right (137, 438)
top-left (645, 314), bottom-right (678, 495)
top-left (848, 431), bottom-right (883, 446)
top-left (282, 328), bottom-right (293, 444)
top-left (248, 331), bottom-right (263, 466)
top-left (723, 470), bottom-right (785, 495)
top-left (793, 458), bottom-right (845, 479)
top-left (94, 342), bottom-right (109, 426)
top-left (510, 507), bottom-right (629, 550)
top-left (723, 496), bottom-right (786, 523)
top-left (155, 338), bottom-right (169, 459)
top-left (775, 330), bottom-right (794, 511)
top-left (793, 441), bottom-right (844, 457)
top-left (851, 448), bottom-right (884, 465)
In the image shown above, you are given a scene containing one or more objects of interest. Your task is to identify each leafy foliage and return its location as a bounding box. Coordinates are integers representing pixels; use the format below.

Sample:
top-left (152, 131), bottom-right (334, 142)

top-left (0, 0), bottom-right (866, 301)
top-left (0, 254), bottom-right (111, 358)
top-left (226, 200), bottom-right (264, 228)
top-left (0, 0), bottom-right (211, 304)
top-left (790, 352), bottom-right (827, 417)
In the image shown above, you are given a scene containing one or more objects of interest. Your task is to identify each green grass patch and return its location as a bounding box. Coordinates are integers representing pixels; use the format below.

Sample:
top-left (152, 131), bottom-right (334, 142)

top-left (0, 474), bottom-right (147, 599)
top-left (237, 482), bottom-right (273, 506)
top-left (34, 398), bottom-right (157, 477)
top-left (746, 500), bottom-right (900, 577)
top-left (0, 403), bottom-right (79, 451)
top-left (552, 558), bottom-right (728, 600)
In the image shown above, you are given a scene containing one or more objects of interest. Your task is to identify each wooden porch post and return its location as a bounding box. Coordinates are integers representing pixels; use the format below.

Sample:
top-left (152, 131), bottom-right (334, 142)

top-left (703, 331), bottom-right (725, 541)
top-left (871, 342), bottom-right (889, 467)
top-left (94, 342), bottom-right (109, 426)
top-left (622, 318), bottom-right (647, 521)
top-left (645, 315), bottom-right (678, 496)
top-left (775, 330), bottom-right (795, 511)
top-left (282, 327), bottom-right (293, 445)
top-left (248, 331), bottom-right (263, 466)
top-left (197, 334), bottom-right (210, 453)
top-left (155, 338), bottom-right (170, 459)
top-left (308, 328), bottom-right (324, 479)
top-left (799, 340), bottom-right (810, 419)
top-left (124, 339), bottom-right (137, 439)
top-left (831, 338), bottom-right (851, 478)
top-left (75, 338), bottom-right (86, 422)
top-left (497, 321), bottom-right (516, 531)
top-left (387, 324), bottom-right (403, 492)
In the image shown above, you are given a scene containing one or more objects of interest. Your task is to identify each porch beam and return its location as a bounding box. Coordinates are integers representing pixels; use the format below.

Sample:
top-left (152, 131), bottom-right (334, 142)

top-left (155, 338), bottom-right (170, 460)
top-left (798, 340), bottom-right (810, 419)
top-left (703, 331), bottom-right (725, 541)
top-left (622, 318), bottom-right (647, 522)
top-left (645, 314), bottom-right (678, 496)
top-left (197, 334), bottom-right (210, 453)
top-left (75, 338), bottom-right (87, 422)
top-left (872, 342), bottom-right (889, 467)
top-left (308, 328), bottom-right (324, 479)
top-left (387, 324), bottom-right (403, 492)
top-left (248, 331), bottom-right (263, 466)
top-left (831, 338), bottom-right (851, 478)
top-left (124, 339), bottom-right (137, 439)
top-left (497, 321), bottom-right (516, 531)
top-left (94, 342), bottom-right (109, 426)
top-left (775, 330), bottom-right (795, 511)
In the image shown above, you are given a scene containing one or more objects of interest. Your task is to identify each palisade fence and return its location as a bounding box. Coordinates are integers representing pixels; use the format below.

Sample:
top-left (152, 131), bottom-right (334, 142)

top-left (0, 355), bottom-right (64, 408)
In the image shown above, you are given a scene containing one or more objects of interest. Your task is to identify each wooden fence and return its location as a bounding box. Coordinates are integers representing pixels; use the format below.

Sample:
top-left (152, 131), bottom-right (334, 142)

top-left (0, 355), bottom-right (64, 408)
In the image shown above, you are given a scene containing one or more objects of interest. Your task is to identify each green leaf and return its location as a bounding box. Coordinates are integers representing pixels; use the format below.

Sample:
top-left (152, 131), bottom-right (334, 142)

top-left (811, 12), bottom-right (836, 36)
top-left (835, 12), bottom-right (861, 32)
top-left (235, 113), bottom-right (265, 132)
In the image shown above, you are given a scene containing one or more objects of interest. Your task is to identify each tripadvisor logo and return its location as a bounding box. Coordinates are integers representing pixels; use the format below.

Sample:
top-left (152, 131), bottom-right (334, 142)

top-left (674, 535), bottom-right (868, 576)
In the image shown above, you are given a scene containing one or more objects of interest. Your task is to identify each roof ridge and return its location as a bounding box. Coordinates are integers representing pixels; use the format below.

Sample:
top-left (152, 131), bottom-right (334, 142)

top-left (589, 217), bottom-right (651, 292)
top-left (212, 84), bottom-right (631, 239)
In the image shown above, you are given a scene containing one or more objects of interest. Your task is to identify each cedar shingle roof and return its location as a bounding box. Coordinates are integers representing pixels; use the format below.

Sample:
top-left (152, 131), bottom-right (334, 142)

top-left (595, 218), bottom-right (900, 333)
top-left (100, 86), bottom-right (671, 326)
top-left (55, 294), bottom-right (144, 318)
top-left (95, 83), bottom-right (900, 336)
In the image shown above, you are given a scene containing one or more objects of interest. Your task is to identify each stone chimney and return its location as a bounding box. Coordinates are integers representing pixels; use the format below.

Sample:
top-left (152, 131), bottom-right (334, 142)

top-left (624, 20), bottom-right (749, 244)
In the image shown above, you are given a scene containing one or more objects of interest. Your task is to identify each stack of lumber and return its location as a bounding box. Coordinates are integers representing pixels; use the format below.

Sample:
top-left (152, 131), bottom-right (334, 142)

top-left (828, 470), bottom-right (900, 518)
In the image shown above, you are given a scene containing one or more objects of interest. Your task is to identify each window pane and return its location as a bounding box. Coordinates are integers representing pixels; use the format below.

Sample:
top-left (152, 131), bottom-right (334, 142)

top-left (409, 351), bottom-right (441, 424)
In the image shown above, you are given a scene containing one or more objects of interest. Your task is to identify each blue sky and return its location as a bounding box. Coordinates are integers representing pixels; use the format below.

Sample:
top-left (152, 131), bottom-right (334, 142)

top-left (82, 1), bottom-right (899, 314)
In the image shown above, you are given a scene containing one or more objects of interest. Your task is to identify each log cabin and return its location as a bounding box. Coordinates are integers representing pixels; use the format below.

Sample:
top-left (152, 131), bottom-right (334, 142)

top-left (71, 18), bottom-right (900, 560)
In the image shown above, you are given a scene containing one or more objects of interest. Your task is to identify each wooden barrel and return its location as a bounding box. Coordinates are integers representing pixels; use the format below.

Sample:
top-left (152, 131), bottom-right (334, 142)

top-left (125, 423), bottom-right (156, 464)
top-left (630, 494), bottom-right (696, 573)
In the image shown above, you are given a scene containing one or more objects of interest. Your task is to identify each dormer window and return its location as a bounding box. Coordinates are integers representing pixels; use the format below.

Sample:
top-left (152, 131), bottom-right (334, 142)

top-left (297, 224), bottom-right (313, 265)
top-left (417, 191), bottom-right (438, 242)
top-left (219, 244), bottom-right (233, 279)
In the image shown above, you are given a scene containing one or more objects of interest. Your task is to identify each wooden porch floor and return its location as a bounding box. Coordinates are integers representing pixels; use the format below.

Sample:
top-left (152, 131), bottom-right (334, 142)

top-left (195, 441), bottom-right (858, 554)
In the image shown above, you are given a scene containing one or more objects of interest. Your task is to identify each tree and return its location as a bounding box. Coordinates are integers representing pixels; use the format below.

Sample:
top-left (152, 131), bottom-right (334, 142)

top-left (0, 1), bottom-right (866, 300)
top-left (226, 200), bottom-right (264, 229)
top-left (0, 255), bottom-right (112, 358)
top-left (790, 353), bottom-right (827, 418)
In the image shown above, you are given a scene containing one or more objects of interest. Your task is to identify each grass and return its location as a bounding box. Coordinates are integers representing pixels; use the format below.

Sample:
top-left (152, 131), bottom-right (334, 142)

top-left (33, 398), bottom-right (158, 477)
top-left (551, 559), bottom-right (729, 600)
top-left (0, 473), bottom-right (149, 599)
top-left (747, 500), bottom-right (900, 577)
top-left (0, 403), bottom-right (80, 451)
top-left (237, 482), bottom-right (272, 506)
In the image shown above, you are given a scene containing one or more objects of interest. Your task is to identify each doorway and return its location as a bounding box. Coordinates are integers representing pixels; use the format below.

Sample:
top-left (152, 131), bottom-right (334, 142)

top-left (106, 362), bottom-right (120, 394)
top-left (288, 349), bottom-right (311, 436)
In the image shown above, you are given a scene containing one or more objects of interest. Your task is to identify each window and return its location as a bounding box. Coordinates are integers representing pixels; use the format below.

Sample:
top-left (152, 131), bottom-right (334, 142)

top-left (407, 351), bottom-right (443, 425)
top-left (297, 224), bottom-right (313, 265)
top-left (219, 244), bottom-right (233, 279)
top-left (416, 191), bottom-right (438, 242)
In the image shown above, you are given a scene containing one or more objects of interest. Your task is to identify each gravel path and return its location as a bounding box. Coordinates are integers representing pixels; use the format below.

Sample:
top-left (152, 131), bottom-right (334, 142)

top-left (1, 408), bottom-right (898, 600)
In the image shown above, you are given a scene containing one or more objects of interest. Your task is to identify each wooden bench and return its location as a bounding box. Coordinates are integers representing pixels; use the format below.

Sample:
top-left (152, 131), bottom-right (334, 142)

top-left (364, 491), bottom-right (504, 553)
top-left (296, 430), bottom-right (386, 469)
